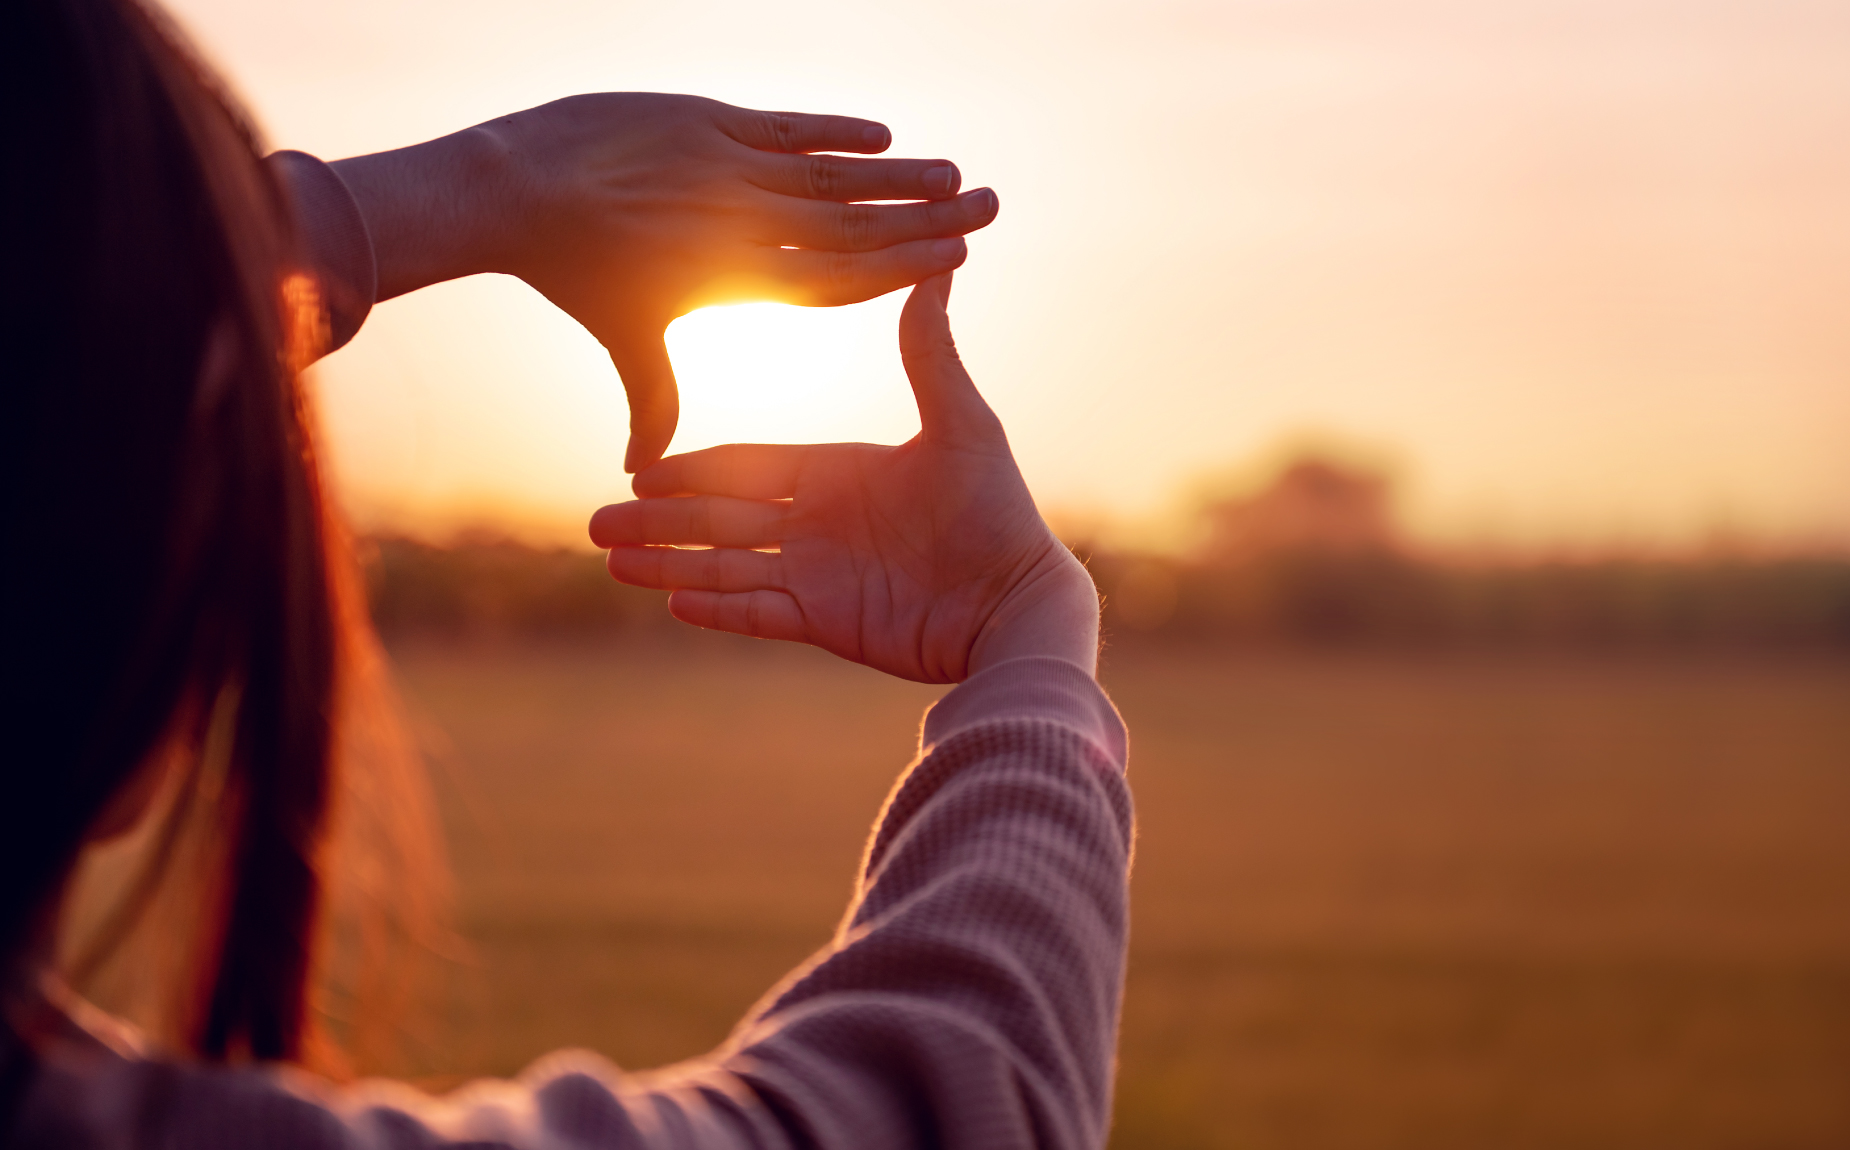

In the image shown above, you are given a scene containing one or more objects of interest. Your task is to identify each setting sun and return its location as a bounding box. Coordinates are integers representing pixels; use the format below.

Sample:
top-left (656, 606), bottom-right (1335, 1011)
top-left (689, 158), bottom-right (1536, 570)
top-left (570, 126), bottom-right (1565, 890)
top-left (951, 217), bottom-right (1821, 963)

top-left (664, 296), bottom-right (919, 455)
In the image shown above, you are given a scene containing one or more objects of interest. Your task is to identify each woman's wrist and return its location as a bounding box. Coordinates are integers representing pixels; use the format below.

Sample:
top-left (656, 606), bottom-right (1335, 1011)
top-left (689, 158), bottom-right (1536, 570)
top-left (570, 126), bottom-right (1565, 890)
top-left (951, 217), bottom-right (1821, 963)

top-left (967, 549), bottom-right (1101, 679)
top-left (330, 125), bottom-right (519, 301)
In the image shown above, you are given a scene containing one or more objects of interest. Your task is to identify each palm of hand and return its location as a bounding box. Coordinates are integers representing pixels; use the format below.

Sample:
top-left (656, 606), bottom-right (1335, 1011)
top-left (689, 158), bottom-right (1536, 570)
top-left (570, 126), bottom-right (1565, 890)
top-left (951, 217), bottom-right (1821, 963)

top-left (774, 439), bottom-right (1051, 682)
top-left (591, 277), bottom-right (1088, 683)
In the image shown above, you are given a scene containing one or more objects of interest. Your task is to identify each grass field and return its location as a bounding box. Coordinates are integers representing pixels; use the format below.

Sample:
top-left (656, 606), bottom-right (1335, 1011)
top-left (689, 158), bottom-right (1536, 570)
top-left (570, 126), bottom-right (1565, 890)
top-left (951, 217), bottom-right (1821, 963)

top-left (384, 634), bottom-right (1850, 1150)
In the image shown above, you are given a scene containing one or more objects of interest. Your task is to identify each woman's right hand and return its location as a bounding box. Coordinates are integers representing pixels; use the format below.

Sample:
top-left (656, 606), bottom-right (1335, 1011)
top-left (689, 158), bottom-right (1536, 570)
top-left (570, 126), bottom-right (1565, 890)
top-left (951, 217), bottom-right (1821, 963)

top-left (588, 275), bottom-right (1099, 682)
top-left (333, 94), bottom-right (994, 471)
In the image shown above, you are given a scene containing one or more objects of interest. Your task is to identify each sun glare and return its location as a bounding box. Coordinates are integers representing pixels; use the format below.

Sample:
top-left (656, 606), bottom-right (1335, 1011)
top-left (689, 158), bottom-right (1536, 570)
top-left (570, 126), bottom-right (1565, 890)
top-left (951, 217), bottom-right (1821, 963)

top-left (663, 297), bottom-right (919, 455)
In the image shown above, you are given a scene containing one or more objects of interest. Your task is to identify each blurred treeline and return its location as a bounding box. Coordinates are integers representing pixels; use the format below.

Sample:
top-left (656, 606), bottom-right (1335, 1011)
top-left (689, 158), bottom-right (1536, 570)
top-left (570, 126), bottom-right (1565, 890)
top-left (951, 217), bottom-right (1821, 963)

top-left (1086, 550), bottom-right (1850, 649)
top-left (362, 458), bottom-right (1850, 649)
top-left (363, 534), bottom-right (669, 638)
top-left (1085, 457), bottom-right (1850, 649)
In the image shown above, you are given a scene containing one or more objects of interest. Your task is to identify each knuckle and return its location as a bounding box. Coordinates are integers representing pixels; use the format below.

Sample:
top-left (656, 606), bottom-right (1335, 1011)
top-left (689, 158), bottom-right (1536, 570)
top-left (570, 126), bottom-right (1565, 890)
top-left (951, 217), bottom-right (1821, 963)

top-left (769, 113), bottom-right (801, 152)
top-left (922, 198), bottom-right (959, 234)
top-left (804, 157), bottom-right (846, 199)
top-left (835, 204), bottom-right (879, 251)
top-left (901, 328), bottom-right (961, 368)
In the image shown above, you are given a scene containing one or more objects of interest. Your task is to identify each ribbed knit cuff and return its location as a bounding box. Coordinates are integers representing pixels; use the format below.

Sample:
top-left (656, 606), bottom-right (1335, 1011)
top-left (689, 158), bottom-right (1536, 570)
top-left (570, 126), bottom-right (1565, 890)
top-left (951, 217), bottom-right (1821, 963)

top-left (921, 657), bottom-right (1127, 771)
top-left (267, 149), bottom-right (377, 352)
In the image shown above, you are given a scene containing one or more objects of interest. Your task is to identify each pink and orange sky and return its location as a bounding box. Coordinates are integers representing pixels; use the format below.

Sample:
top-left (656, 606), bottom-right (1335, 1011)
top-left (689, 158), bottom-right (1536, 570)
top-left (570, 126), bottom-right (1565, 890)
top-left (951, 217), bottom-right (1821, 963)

top-left (166, 0), bottom-right (1850, 554)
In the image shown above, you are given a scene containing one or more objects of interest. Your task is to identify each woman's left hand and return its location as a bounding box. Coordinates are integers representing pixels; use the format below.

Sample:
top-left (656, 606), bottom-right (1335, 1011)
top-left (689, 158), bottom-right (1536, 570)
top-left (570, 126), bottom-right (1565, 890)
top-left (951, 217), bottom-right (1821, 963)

top-left (588, 274), bottom-right (1099, 684)
top-left (332, 93), bottom-right (997, 471)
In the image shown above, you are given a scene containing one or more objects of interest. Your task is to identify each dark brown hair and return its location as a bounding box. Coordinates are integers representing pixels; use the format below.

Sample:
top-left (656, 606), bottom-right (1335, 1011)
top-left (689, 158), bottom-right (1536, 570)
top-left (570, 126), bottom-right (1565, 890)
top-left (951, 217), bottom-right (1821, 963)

top-left (2, 0), bottom-right (345, 1064)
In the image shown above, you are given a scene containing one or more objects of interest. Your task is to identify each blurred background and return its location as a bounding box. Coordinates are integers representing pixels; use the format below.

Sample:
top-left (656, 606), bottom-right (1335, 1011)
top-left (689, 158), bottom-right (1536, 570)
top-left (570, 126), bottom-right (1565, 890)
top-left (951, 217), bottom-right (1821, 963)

top-left (167, 0), bottom-right (1847, 1146)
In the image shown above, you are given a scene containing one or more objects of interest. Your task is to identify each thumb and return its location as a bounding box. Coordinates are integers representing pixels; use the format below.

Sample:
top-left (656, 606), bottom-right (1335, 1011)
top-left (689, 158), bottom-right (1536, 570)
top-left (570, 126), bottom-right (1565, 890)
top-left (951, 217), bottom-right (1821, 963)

top-left (607, 329), bottom-right (680, 473)
top-left (899, 274), bottom-right (996, 444)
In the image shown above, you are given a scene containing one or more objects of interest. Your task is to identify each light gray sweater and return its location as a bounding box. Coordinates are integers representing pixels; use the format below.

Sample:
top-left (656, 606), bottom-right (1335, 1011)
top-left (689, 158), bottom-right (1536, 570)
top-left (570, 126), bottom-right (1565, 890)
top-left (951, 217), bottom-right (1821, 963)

top-left (14, 656), bottom-right (1131, 1149)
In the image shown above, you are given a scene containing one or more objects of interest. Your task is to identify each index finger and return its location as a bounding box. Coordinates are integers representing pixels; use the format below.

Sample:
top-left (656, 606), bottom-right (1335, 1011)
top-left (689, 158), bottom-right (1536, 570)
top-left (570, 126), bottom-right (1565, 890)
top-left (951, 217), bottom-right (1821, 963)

top-left (589, 495), bottom-right (789, 549)
top-left (633, 443), bottom-right (808, 499)
top-left (720, 106), bottom-right (891, 154)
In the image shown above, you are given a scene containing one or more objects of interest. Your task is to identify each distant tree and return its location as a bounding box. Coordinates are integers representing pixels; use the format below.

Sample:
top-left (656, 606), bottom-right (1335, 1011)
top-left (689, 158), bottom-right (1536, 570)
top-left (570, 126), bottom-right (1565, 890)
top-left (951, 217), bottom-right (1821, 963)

top-left (1198, 456), bottom-right (1400, 565)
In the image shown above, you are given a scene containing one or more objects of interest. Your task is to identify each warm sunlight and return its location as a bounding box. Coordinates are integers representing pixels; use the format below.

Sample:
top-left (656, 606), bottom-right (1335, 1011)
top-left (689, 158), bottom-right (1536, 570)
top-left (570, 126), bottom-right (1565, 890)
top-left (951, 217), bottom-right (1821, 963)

top-left (664, 296), bottom-right (919, 454)
top-left (179, 0), bottom-right (1850, 553)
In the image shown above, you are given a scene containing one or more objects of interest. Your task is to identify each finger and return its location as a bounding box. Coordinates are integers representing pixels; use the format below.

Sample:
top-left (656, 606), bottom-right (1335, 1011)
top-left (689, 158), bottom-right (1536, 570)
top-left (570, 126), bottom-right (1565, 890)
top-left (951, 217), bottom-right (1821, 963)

top-left (764, 237), bottom-right (968, 308)
top-left (588, 496), bottom-right (789, 549)
top-left (606, 331), bottom-right (679, 473)
top-left (721, 107), bottom-right (891, 154)
top-left (668, 589), bottom-right (808, 642)
top-left (748, 153), bottom-right (962, 201)
top-left (900, 273), bottom-right (1001, 444)
top-left (633, 443), bottom-right (807, 499)
top-left (605, 544), bottom-right (784, 592)
top-left (760, 189), bottom-right (997, 254)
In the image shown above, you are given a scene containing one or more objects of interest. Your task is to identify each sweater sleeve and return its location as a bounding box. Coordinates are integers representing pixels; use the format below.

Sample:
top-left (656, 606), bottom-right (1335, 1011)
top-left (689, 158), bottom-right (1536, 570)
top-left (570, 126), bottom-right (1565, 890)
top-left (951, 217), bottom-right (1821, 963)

top-left (14, 657), bottom-right (1131, 1149)
top-left (703, 655), bottom-right (1132, 1150)
top-left (266, 150), bottom-right (376, 354)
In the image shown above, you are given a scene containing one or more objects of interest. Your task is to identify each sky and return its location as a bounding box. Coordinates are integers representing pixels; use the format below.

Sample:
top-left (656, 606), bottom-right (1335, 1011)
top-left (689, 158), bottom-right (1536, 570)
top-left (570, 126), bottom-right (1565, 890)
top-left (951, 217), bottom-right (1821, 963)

top-left (163, 0), bottom-right (1850, 554)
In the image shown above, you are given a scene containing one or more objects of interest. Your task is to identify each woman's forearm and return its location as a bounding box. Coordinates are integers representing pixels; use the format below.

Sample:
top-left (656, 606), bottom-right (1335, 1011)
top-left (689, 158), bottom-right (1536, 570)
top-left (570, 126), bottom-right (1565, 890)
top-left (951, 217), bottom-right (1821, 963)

top-left (716, 656), bottom-right (1132, 1150)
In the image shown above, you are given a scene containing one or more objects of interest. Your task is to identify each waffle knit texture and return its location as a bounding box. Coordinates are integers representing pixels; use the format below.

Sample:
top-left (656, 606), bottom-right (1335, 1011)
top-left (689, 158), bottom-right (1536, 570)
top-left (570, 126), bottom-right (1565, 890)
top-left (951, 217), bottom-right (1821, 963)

top-left (10, 656), bottom-right (1133, 1149)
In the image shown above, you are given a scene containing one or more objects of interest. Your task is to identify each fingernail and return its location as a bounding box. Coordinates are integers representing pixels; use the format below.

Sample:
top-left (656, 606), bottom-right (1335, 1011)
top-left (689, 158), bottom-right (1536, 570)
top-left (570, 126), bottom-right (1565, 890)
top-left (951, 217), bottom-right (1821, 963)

top-left (932, 237), bottom-right (966, 262)
top-left (863, 125), bottom-right (890, 150)
top-left (970, 187), bottom-right (998, 215)
top-left (922, 164), bottom-right (959, 195)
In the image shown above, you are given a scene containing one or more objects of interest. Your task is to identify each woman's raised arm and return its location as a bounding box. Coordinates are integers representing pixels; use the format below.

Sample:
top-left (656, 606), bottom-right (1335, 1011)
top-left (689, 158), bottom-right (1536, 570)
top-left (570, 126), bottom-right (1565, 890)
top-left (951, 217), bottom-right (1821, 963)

top-left (17, 278), bottom-right (1128, 1150)
top-left (273, 95), bottom-right (997, 470)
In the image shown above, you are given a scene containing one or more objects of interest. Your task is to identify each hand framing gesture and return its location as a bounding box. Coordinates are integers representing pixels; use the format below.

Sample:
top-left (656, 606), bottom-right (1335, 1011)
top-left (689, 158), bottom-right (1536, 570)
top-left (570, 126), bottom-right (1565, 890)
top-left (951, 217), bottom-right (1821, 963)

top-left (336, 94), bottom-right (996, 471)
top-left (589, 276), bottom-right (1098, 682)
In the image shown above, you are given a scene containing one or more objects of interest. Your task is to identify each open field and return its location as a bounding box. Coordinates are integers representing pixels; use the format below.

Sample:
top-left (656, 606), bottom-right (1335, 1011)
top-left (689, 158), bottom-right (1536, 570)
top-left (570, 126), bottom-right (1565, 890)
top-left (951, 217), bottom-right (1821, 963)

top-left (384, 635), bottom-right (1850, 1150)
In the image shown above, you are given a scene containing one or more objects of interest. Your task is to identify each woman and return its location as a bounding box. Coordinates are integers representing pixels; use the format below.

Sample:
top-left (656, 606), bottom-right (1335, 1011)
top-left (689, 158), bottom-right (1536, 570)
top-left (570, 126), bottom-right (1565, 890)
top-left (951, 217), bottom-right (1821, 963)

top-left (1, 0), bottom-right (1131, 1146)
